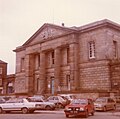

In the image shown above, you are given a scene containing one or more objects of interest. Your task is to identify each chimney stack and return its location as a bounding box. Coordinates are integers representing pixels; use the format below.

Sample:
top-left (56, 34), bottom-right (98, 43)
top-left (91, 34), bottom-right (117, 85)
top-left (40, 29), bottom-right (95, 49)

top-left (62, 23), bottom-right (64, 26)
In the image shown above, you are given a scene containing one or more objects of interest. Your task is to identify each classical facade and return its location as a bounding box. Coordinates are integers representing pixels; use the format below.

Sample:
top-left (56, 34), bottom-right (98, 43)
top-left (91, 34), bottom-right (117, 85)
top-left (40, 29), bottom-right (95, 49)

top-left (13, 19), bottom-right (120, 97)
top-left (0, 60), bottom-right (7, 94)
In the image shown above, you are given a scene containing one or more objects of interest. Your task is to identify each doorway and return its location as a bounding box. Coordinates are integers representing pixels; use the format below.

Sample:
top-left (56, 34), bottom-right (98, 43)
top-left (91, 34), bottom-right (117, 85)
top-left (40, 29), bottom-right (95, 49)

top-left (50, 76), bottom-right (54, 95)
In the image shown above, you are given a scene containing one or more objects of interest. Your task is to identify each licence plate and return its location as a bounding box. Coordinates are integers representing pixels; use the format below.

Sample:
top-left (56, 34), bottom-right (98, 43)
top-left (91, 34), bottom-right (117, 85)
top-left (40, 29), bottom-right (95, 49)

top-left (71, 111), bottom-right (78, 113)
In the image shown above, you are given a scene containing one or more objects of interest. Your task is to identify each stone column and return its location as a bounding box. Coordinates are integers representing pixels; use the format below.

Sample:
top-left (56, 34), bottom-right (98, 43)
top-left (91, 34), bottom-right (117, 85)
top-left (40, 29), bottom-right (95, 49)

top-left (39, 52), bottom-right (46, 94)
top-left (25, 54), bottom-right (35, 96)
top-left (54, 48), bottom-right (61, 95)
top-left (69, 43), bottom-right (79, 90)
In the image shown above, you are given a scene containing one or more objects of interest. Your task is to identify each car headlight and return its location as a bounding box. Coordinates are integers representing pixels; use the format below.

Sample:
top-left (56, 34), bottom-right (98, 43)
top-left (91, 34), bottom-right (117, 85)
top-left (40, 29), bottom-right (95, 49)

top-left (76, 108), bottom-right (79, 111)
top-left (80, 108), bottom-right (84, 111)
top-left (97, 104), bottom-right (103, 107)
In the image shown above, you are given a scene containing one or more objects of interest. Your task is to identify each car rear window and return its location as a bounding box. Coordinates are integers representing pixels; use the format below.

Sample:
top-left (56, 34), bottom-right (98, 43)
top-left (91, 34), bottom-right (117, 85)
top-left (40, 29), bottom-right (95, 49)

top-left (71, 99), bottom-right (88, 105)
top-left (95, 98), bottom-right (106, 103)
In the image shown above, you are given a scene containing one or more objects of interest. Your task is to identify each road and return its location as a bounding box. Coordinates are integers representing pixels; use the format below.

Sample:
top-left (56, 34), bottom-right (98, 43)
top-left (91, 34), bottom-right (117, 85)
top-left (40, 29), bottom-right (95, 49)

top-left (0, 110), bottom-right (120, 119)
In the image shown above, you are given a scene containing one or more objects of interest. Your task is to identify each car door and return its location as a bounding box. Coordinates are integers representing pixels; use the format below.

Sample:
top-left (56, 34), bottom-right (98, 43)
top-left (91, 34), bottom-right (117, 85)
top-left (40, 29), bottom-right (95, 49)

top-left (13, 99), bottom-right (25, 111)
top-left (36, 100), bottom-right (44, 109)
top-left (2, 99), bottom-right (17, 111)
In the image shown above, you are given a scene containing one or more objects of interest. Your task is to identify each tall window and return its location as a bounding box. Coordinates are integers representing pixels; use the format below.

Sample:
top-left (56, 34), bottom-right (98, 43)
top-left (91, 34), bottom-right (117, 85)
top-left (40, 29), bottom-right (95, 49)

top-left (113, 41), bottom-right (117, 58)
top-left (66, 75), bottom-right (70, 90)
top-left (51, 51), bottom-right (54, 64)
top-left (35, 54), bottom-right (40, 69)
top-left (21, 58), bottom-right (25, 71)
top-left (67, 47), bottom-right (69, 64)
top-left (89, 41), bottom-right (95, 59)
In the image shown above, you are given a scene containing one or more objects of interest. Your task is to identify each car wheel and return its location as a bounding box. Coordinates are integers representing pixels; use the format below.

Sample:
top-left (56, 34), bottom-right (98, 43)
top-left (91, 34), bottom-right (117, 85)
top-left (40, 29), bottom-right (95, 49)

top-left (0, 107), bottom-right (3, 114)
top-left (22, 108), bottom-right (28, 114)
top-left (45, 105), bottom-right (52, 110)
top-left (66, 114), bottom-right (69, 118)
top-left (56, 103), bottom-right (63, 108)
top-left (103, 106), bottom-right (107, 112)
top-left (59, 103), bottom-right (64, 108)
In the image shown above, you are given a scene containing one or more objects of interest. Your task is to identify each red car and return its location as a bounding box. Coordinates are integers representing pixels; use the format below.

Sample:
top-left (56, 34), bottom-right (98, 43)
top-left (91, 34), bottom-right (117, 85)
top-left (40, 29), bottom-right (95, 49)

top-left (64, 98), bottom-right (95, 118)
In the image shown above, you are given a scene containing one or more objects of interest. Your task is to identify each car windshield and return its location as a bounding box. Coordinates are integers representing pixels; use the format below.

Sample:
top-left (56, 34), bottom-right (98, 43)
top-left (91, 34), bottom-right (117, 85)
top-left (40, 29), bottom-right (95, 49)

top-left (95, 98), bottom-right (106, 103)
top-left (71, 99), bottom-right (88, 105)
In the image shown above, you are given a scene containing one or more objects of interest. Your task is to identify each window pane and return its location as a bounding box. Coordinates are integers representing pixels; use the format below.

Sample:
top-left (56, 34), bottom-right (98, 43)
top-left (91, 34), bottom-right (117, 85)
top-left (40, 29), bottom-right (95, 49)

top-left (89, 41), bottom-right (95, 59)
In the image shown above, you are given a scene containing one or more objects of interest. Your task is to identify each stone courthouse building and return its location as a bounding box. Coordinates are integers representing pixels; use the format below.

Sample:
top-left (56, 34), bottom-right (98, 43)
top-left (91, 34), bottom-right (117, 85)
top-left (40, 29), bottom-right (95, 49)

top-left (13, 19), bottom-right (120, 98)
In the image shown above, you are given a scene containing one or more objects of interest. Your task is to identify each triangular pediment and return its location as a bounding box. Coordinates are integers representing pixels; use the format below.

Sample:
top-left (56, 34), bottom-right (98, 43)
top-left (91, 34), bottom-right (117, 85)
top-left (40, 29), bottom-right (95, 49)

top-left (14, 19), bottom-right (120, 52)
top-left (23, 23), bottom-right (76, 46)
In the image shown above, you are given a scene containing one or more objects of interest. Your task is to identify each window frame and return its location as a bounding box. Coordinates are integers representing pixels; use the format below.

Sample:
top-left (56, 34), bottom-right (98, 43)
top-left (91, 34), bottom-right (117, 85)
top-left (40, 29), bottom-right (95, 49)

top-left (21, 57), bottom-right (25, 71)
top-left (88, 41), bottom-right (96, 59)
top-left (113, 40), bottom-right (118, 58)
top-left (51, 51), bottom-right (54, 65)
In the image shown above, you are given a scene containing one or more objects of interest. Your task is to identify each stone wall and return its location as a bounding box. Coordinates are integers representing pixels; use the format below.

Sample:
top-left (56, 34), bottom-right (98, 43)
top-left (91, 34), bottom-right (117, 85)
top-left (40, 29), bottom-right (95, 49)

top-left (79, 60), bottom-right (111, 91)
top-left (110, 60), bottom-right (120, 94)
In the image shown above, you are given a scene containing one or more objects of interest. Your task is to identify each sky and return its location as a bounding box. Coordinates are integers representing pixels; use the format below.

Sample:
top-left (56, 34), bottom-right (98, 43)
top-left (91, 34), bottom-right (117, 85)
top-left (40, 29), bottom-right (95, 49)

top-left (0, 0), bottom-right (120, 74)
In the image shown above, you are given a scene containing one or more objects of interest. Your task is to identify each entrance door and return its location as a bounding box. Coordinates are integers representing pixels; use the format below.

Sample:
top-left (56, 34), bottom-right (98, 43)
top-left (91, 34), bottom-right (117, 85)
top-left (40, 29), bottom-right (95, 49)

top-left (50, 77), bottom-right (54, 95)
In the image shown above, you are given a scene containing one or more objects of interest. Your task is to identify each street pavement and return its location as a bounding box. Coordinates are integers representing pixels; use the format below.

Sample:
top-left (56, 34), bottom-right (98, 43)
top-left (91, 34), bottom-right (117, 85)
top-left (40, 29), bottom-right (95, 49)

top-left (0, 104), bottom-right (120, 119)
top-left (38, 103), bottom-right (120, 116)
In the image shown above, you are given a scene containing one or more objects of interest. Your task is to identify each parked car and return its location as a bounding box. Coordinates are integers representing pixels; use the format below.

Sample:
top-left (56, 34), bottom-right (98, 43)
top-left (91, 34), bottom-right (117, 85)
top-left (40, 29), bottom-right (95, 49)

top-left (31, 95), bottom-right (45, 100)
top-left (64, 98), bottom-right (95, 118)
top-left (114, 96), bottom-right (120, 103)
top-left (27, 97), bottom-right (55, 110)
top-left (47, 96), bottom-right (67, 108)
top-left (0, 98), bottom-right (37, 114)
top-left (59, 94), bottom-right (76, 104)
top-left (60, 96), bottom-right (70, 105)
top-left (94, 97), bottom-right (116, 111)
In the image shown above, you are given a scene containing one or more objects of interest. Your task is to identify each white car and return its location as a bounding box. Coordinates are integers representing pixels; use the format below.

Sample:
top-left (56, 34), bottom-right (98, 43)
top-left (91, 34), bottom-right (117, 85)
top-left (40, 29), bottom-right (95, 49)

top-left (47, 96), bottom-right (67, 108)
top-left (59, 94), bottom-right (76, 102)
top-left (0, 98), bottom-right (44, 114)
top-left (27, 97), bottom-right (55, 110)
top-left (94, 97), bottom-right (116, 111)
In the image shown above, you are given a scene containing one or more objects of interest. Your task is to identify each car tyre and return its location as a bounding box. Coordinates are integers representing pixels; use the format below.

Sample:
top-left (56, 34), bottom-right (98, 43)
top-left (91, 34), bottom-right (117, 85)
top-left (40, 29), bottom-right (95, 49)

top-left (56, 103), bottom-right (63, 108)
top-left (22, 107), bottom-right (28, 114)
top-left (0, 107), bottom-right (3, 114)
top-left (103, 106), bottom-right (107, 112)
top-left (45, 105), bottom-right (52, 110)
top-left (66, 114), bottom-right (69, 118)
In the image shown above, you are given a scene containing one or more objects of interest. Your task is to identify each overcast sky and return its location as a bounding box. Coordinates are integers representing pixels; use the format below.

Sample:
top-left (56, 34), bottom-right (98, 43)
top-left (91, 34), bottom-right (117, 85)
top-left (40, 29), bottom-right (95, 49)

top-left (0, 0), bottom-right (120, 74)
